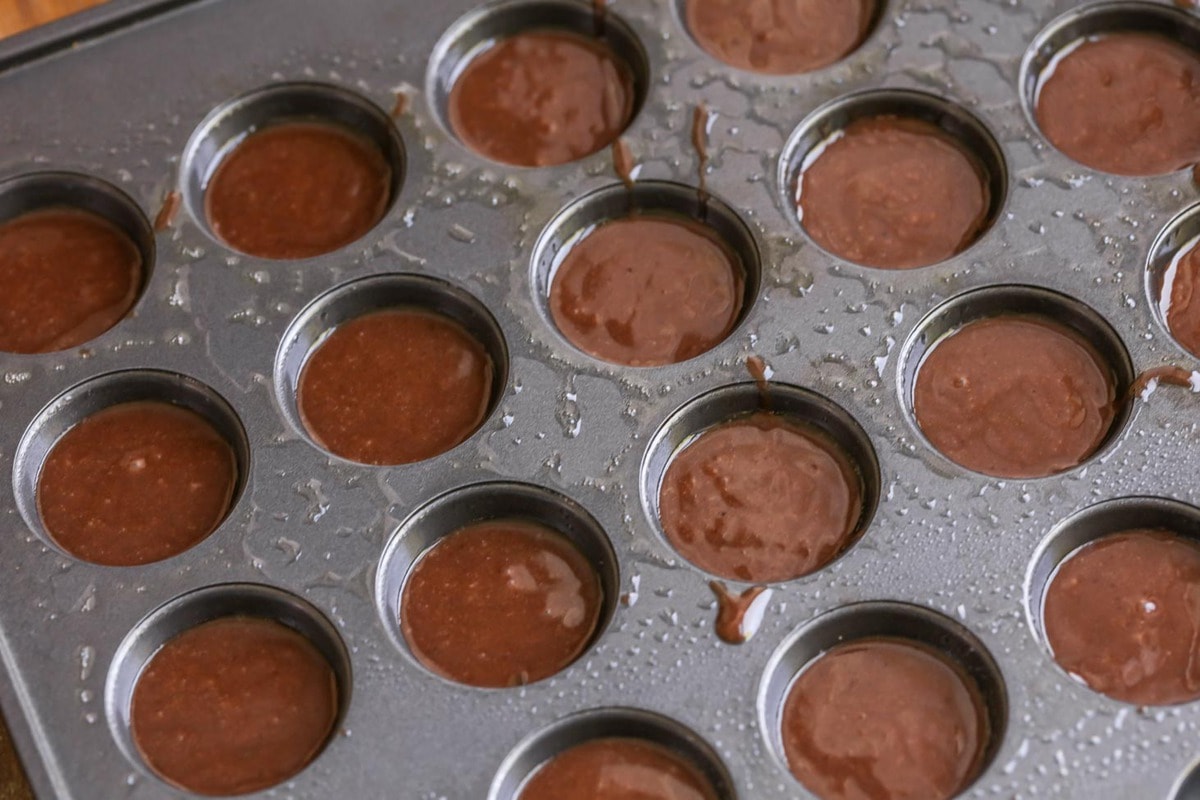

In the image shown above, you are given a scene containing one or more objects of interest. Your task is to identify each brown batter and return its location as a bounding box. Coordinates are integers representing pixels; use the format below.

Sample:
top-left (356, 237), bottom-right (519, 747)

top-left (659, 412), bottom-right (862, 583)
top-left (746, 355), bottom-right (770, 407)
top-left (1163, 237), bottom-right (1200, 358)
top-left (131, 616), bottom-right (338, 796)
top-left (913, 315), bottom-right (1117, 479)
top-left (448, 30), bottom-right (634, 167)
top-left (612, 138), bottom-right (635, 190)
top-left (550, 215), bottom-right (744, 366)
top-left (154, 190), bottom-right (181, 232)
top-left (798, 115), bottom-right (990, 269)
top-left (1035, 33), bottom-right (1200, 176)
top-left (692, 104), bottom-right (710, 211)
top-left (710, 582), bottom-right (768, 645)
top-left (518, 738), bottom-right (719, 800)
top-left (1044, 529), bottom-right (1200, 706)
top-left (1129, 365), bottom-right (1196, 400)
top-left (782, 638), bottom-right (987, 800)
top-left (400, 519), bottom-right (603, 688)
top-left (205, 121), bottom-right (391, 259)
top-left (297, 308), bottom-right (493, 465)
top-left (686, 0), bottom-right (874, 75)
top-left (0, 208), bottom-right (142, 354)
top-left (37, 401), bottom-right (237, 567)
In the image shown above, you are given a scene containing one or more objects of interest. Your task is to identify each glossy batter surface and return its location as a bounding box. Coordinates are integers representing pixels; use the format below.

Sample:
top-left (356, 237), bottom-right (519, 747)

top-left (1163, 238), bottom-right (1200, 358)
top-left (449, 30), bottom-right (634, 167)
top-left (1036, 33), bottom-right (1200, 176)
top-left (401, 520), bottom-right (603, 687)
top-left (38, 401), bottom-right (237, 566)
top-left (685, 0), bottom-right (874, 74)
top-left (0, 208), bottom-right (141, 353)
top-left (1044, 529), bottom-right (1200, 706)
top-left (550, 215), bottom-right (744, 366)
top-left (206, 121), bottom-right (391, 258)
top-left (518, 738), bottom-right (719, 800)
top-left (913, 315), bottom-right (1117, 478)
top-left (131, 616), bottom-right (338, 796)
top-left (659, 412), bottom-right (861, 583)
top-left (798, 115), bottom-right (990, 269)
top-left (782, 639), bottom-right (986, 800)
top-left (297, 308), bottom-right (493, 465)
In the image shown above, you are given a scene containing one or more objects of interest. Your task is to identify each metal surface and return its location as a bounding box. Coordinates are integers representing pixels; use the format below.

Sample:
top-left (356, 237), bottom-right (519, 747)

top-left (0, 0), bottom-right (1198, 797)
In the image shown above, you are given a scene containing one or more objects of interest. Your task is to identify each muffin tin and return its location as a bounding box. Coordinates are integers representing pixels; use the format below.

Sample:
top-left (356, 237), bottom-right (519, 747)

top-left (1, 0), bottom-right (1200, 797)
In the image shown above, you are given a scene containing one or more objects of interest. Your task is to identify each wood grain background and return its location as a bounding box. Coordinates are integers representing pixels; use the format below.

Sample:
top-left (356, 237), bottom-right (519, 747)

top-left (0, 0), bottom-right (108, 38)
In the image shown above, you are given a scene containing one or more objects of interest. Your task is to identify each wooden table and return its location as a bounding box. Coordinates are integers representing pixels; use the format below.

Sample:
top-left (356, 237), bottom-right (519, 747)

top-left (0, 0), bottom-right (108, 38)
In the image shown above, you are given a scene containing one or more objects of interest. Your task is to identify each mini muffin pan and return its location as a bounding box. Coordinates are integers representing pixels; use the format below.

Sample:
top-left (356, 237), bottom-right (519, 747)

top-left (1, 0), bottom-right (1200, 797)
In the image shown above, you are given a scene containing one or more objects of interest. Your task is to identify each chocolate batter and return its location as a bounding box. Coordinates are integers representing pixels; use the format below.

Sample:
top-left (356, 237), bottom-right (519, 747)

top-left (38, 401), bottom-right (237, 567)
top-left (1044, 529), bottom-right (1200, 706)
top-left (1162, 237), bottom-right (1200, 358)
top-left (448, 30), bottom-right (635, 167)
top-left (692, 104), bottom-right (710, 212)
top-left (659, 412), bottom-right (862, 583)
top-left (612, 138), bottom-right (635, 190)
top-left (400, 519), bottom-right (603, 688)
top-left (297, 308), bottom-right (493, 465)
top-left (549, 215), bottom-right (744, 366)
top-left (154, 190), bottom-right (180, 232)
top-left (1035, 33), bottom-right (1200, 176)
top-left (205, 121), bottom-right (391, 259)
top-left (1129, 365), bottom-right (1196, 400)
top-left (518, 738), bottom-right (719, 800)
top-left (0, 208), bottom-right (142, 354)
top-left (782, 638), bottom-right (987, 800)
top-left (797, 115), bottom-right (991, 269)
top-left (913, 315), bottom-right (1117, 479)
top-left (685, 0), bottom-right (874, 75)
top-left (746, 355), bottom-right (770, 407)
top-left (131, 616), bottom-right (338, 796)
top-left (710, 582), bottom-right (768, 645)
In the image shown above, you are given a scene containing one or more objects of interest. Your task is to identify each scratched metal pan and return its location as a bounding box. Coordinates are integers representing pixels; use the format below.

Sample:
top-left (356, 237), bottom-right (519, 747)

top-left (1, 0), bottom-right (1200, 797)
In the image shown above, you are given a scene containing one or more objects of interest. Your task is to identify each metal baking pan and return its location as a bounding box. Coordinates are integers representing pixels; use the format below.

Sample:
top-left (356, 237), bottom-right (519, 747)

top-left (1, 0), bottom-right (1200, 797)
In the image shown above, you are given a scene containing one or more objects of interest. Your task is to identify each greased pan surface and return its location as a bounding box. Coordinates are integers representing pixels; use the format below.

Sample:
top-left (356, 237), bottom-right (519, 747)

top-left (0, 0), bottom-right (1199, 797)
